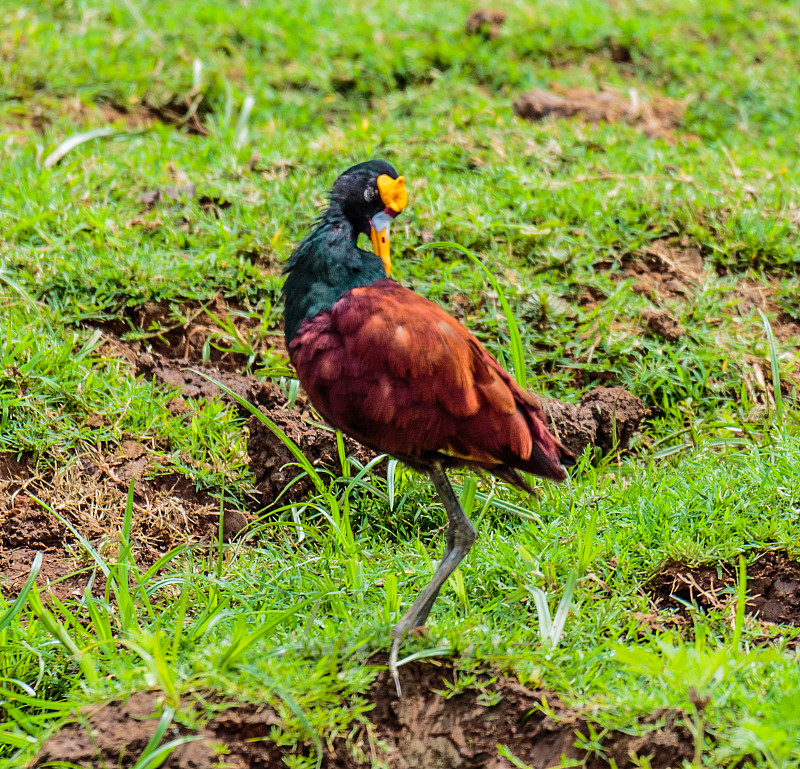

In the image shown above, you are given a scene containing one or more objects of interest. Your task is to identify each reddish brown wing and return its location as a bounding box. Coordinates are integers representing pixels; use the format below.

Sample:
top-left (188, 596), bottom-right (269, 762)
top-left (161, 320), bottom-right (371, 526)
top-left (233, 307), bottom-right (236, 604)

top-left (289, 279), bottom-right (569, 481)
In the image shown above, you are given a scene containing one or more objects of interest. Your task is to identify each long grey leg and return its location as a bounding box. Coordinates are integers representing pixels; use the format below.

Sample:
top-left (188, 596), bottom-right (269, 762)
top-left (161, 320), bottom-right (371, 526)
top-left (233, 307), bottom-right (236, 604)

top-left (389, 463), bottom-right (477, 695)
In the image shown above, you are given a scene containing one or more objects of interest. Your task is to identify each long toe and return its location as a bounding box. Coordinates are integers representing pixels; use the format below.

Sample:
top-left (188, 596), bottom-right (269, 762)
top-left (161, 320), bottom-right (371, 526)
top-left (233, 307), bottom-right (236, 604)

top-left (389, 636), bottom-right (403, 697)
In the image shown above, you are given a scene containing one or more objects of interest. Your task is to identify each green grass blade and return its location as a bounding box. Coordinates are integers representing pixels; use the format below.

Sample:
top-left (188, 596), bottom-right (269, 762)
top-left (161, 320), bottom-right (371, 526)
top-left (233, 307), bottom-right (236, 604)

top-left (0, 552), bottom-right (42, 633)
top-left (215, 597), bottom-right (315, 668)
top-left (529, 587), bottom-right (553, 643)
top-left (26, 586), bottom-right (98, 684)
top-left (130, 705), bottom-right (176, 769)
top-left (758, 309), bottom-right (784, 423)
top-left (549, 571), bottom-right (578, 648)
top-left (732, 554), bottom-right (747, 650)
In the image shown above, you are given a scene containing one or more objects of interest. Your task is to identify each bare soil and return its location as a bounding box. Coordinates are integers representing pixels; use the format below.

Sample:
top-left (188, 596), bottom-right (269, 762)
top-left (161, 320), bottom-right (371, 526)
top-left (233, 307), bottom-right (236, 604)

top-left (465, 9), bottom-right (506, 40)
top-left (641, 308), bottom-right (686, 341)
top-left (513, 86), bottom-right (684, 139)
top-left (621, 240), bottom-right (708, 301)
top-left (618, 240), bottom-right (800, 345)
top-left (0, 449), bottom-right (244, 601)
top-left (93, 96), bottom-right (210, 135)
top-left (33, 659), bottom-right (693, 769)
top-left (130, 346), bottom-right (374, 508)
top-left (99, 297), bottom-right (285, 373)
top-left (98, 299), bottom-right (376, 507)
top-left (732, 277), bottom-right (800, 344)
top-left (649, 551), bottom-right (800, 627)
top-left (600, 242), bottom-right (800, 405)
top-left (8, 95), bottom-right (210, 137)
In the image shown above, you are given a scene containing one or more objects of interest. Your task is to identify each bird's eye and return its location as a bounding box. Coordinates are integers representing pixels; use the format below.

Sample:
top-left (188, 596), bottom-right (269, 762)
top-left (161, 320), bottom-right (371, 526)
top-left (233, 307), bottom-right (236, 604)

top-left (363, 187), bottom-right (376, 202)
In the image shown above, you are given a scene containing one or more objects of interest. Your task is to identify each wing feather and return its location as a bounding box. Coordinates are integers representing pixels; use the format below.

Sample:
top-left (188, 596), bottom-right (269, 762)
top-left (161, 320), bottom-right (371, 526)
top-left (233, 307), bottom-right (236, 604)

top-left (289, 279), bottom-right (569, 480)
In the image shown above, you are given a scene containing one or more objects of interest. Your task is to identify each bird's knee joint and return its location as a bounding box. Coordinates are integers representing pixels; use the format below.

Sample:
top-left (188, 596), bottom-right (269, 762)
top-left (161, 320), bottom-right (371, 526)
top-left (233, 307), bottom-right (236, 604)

top-left (455, 524), bottom-right (477, 549)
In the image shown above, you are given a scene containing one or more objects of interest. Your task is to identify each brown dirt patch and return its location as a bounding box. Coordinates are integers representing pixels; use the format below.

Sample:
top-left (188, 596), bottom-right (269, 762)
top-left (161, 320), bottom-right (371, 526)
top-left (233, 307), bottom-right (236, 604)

top-left (81, 101), bottom-right (157, 131)
top-left (0, 449), bottom-right (248, 601)
top-left (4, 95), bottom-right (210, 137)
top-left (621, 240), bottom-right (708, 301)
top-left (579, 387), bottom-right (649, 452)
top-left (0, 453), bottom-right (82, 601)
top-left (544, 386), bottom-right (648, 457)
top-left (32, 690), bottom-right (284, 769)
top-left (366, 660), bottom-right (691, 769)
top-left (33, 661), bottom-right (693, 769)
top-left (731, 278), bottom-right (800, 345)
top-left (513, 86), bottom-right (684, 139)
top-left (133, 351), bottom-right (373, 508)
top-left (80, 96), bottom-right (210, 135)
top-left (98, 297), bottom-right (285, 373)
top-left (245, 406), bottom-right (372, 509)
top-left (594, 243), bottom-right (800, 349)
top-left (142, 95), bottom-right (210, 136)
top-left (649, 551), bottom-right (800, 627)
top-left (641, 308), bottom-right (686, 341)
top-left (465, 9), bottom-right (506, 39)
top-left (138, 183), bottom-right (197, 208)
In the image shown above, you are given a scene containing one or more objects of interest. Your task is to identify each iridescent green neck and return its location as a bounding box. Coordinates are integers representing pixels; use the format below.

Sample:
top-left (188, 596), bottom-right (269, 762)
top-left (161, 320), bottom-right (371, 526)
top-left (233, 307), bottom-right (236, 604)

top-left (282, 207), bottom-right (387, 344)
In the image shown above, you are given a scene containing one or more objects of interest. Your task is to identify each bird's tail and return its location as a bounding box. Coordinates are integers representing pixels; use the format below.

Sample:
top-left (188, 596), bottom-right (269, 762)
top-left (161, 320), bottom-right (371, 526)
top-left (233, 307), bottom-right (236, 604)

top-left (518, 404), bottom-right (575, 482)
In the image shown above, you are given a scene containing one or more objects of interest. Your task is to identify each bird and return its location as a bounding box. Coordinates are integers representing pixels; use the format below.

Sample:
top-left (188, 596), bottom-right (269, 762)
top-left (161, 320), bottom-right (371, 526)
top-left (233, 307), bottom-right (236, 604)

top-left (282, 159), bottom-right (572, 694)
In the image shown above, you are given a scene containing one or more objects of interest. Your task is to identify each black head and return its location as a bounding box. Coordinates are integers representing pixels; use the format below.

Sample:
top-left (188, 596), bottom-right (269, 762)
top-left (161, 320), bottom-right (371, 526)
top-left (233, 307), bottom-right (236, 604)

top-left (329, 159), bottom-right (407, 237)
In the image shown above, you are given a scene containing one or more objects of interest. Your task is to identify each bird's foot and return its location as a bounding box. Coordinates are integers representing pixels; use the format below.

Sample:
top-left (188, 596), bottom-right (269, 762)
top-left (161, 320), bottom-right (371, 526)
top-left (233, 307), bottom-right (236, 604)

top-left (389, 621), bottom-right (430, 697)
top-left (389, 634), bottom-right (403, 698)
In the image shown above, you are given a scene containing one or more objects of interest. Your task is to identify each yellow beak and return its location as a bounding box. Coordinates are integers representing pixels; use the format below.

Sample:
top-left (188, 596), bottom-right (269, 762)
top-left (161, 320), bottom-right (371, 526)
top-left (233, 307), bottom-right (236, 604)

top-left (370, 212), bottom-right (392, 276)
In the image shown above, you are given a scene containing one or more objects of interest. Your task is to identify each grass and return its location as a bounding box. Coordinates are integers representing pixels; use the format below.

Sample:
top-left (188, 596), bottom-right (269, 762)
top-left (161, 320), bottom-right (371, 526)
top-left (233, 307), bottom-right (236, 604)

top-left (2, 0), bottom-right (800, 765)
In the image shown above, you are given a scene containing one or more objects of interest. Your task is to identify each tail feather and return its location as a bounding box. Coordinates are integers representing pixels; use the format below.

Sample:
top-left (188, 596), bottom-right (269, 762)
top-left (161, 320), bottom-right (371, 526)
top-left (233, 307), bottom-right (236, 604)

top-left (519, 407), bottom-right (573, 481)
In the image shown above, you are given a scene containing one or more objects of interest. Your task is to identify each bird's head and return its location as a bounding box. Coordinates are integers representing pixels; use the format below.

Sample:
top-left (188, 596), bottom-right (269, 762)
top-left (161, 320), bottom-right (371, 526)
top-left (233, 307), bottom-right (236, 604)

top-left (330, 159), bottom-right (407, 276)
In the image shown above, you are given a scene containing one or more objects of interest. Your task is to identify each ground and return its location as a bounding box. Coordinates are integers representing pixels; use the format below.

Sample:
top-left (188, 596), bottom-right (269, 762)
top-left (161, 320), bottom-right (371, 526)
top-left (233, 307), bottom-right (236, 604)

top-left (2, 1), bottom-right (800, 767)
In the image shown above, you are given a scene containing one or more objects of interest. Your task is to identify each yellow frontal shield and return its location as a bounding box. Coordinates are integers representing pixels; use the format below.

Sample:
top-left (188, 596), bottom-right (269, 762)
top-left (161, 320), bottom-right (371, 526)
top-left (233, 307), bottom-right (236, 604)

top-left (377, 174), bottom-right (407, 214)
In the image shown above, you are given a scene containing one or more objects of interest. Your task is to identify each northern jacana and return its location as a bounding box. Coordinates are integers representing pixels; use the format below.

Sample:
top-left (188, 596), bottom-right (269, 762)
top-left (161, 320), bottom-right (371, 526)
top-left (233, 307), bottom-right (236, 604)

top-left (283, 160), bottom-right (572, 693)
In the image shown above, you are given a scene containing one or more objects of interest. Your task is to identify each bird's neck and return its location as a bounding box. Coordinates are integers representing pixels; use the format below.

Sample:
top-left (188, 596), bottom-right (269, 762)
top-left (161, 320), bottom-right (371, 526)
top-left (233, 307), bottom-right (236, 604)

top-left (282, 210), bottom-right (387, 345)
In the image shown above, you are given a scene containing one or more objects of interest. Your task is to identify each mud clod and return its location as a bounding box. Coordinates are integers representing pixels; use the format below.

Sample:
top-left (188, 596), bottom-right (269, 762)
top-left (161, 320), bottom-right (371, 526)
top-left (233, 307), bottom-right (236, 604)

top-left (544, 387), bottom-right (647, 457)
top-left (642, 308), bottom-right (686, 341)
top-left (580, 387), bottom-right (648, 452)
top-left (542, 398), bottom-right (598, 457)
top-left (465, 9), bottom-right (506, 39)
top-left (246, 404), bottom-right (372, 508)
top-left (514, 87), bottom-right (683, 138)
top-left (32, 691), bottom-right (284, 769)
top-left (368, 662), bottom-right (585, 769)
